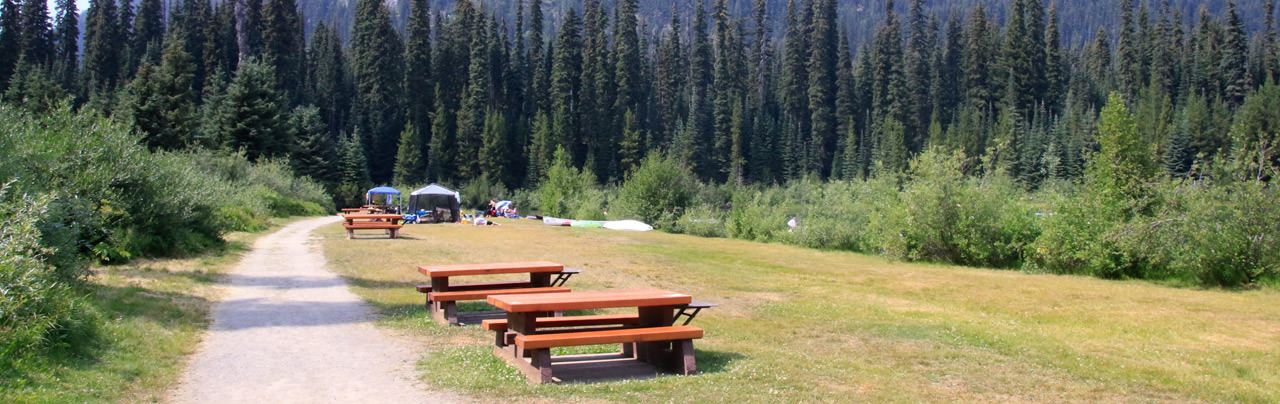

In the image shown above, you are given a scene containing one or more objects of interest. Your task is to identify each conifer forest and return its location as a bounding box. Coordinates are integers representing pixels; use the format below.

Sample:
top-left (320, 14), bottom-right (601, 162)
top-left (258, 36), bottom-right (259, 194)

top-left (1, 0), bottom-right (1278, 287)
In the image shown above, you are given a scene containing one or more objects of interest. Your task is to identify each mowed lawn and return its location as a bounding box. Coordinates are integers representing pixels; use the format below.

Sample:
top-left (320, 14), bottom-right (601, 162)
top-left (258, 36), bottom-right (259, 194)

top-left (320, 216), bottom-right (1279, 403)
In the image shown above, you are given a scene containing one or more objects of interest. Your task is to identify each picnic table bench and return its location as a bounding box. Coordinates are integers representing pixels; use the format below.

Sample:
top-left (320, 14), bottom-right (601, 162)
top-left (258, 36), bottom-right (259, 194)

top-left (487, 289), bottom-right (706, 383)
top-left (416, 261), bottom-right (582, 325)
top-left (341, 213), bottom-right (405, 239)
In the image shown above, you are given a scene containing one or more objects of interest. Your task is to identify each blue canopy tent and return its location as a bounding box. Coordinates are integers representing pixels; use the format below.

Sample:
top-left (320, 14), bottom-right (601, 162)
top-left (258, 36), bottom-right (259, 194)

top-left (365, 186), bottom-right (402, 211)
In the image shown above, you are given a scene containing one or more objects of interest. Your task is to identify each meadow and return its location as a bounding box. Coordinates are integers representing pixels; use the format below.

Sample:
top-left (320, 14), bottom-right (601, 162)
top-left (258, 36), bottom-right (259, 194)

top-left (321, 217), bottom-right (1280, 403)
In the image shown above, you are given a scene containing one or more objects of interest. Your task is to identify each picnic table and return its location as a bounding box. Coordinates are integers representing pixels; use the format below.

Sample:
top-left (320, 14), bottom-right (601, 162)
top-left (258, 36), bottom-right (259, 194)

top-left (485, 289), bottom-right (705, 383)
top-left (341, 213), bottom-right (405, 239)
top-left (416, 261), bottom-right (579, 325)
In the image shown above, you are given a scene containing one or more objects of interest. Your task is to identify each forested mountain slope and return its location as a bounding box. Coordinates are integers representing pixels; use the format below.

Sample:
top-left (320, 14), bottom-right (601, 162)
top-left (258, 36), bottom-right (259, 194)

top-left (304, 0), bottom-right (1274, 46)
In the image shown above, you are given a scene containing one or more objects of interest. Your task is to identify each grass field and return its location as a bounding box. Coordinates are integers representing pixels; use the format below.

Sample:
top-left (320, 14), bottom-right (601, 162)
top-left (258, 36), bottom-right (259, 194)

top-left (0, 219), bottom-right (301, 404)
top-left (320, 216), bottom-right (1280, 403)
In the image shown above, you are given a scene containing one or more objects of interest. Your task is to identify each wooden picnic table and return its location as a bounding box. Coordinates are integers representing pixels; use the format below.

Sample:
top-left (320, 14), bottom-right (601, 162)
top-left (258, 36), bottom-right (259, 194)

top-left (486, 289), bottom-right (702, 383)
top-left (341, 213), bottom-right (405, 239)
top-left (340, 213), bottom-right (405, 225)
top-left (416, 261), bottom-right (576, 325)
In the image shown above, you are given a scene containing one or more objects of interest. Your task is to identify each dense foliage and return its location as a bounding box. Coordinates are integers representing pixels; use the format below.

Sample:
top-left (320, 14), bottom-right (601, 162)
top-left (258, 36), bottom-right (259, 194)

top-left (0, 105), bottom-right (329, 359)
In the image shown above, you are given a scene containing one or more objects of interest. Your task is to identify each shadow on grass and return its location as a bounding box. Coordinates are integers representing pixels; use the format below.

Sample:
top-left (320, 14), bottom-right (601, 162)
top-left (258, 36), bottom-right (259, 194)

top-left (694, 349), bottom-right (746, 374)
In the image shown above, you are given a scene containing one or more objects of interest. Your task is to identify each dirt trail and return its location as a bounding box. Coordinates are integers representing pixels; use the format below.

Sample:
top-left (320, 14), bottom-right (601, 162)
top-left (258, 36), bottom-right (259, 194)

top-left (169, 216), bottom-right (461, 404)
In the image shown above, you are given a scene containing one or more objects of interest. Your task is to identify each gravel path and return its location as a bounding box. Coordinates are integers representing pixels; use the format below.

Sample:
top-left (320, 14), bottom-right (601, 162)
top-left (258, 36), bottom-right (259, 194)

top-left (169, 216), bottom-right (461, 404)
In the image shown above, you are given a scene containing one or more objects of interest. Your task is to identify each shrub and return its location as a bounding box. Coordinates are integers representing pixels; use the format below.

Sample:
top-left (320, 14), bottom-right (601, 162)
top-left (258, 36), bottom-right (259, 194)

top-left (612, 152), bottom-right (697, 229)
top-left (673, 204), bottom-right (728, 238)
top-left (535, 147), bottom-right (597, 218)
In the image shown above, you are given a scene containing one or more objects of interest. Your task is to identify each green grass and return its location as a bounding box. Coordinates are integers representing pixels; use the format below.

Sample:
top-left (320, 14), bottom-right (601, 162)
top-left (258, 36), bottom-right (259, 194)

top-left (322, 217), bottom-right (1280, 403)
top-left (0, 218), bottom-right (307, 404)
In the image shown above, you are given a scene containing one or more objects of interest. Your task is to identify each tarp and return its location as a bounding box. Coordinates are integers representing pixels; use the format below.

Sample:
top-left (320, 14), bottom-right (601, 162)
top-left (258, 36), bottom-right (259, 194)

top-left (407, 184), bottom-right (461, 223)
top-left (542, 217), bottom-right (653, 231)
top-left (365, 186), bottom-right (402, 206)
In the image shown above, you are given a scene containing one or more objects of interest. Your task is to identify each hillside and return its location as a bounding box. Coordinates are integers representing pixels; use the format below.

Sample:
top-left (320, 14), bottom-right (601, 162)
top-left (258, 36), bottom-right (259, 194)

top-left (301, 0), bottom-right (1275, 47)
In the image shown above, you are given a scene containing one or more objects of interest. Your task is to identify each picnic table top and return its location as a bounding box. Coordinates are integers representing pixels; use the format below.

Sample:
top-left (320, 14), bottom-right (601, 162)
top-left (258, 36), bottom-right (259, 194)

top-left (341, 213), bottom-right (404, 220)
top-left (488, 288), bottom-right (692, 313)
top-left (417, 261), bottom-right (564, 277)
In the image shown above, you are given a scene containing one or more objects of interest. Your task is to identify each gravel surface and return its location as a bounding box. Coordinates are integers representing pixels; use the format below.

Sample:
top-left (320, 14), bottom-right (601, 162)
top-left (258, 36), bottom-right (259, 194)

top-left (169, 216), bottom-right (462, 404)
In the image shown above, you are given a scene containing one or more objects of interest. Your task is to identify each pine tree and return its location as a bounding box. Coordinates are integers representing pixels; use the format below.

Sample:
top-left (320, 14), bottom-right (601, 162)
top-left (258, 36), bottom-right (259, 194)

top-left (262, 0), bottom-right (303, 106)
top-left (393, 122), bottom-right (425, 184)
top-left (654, 7), bottom-right (685, 146)
top-left (779, 0), bottom-right (810, 179)
top-left (613, 0), bottom-right (642, 118)
top-left (351, 0), bottom-right (405, 183)
top-left (116, 0), bottom-right (134, 75)
top-left (1117, 0), bottom-right (1141, 101)
top-left (933, 13), bottom-right (963, 130)
top-left (307, 22), bottom-right (350, 135)
top-left (0, 0), bottom-right (19, 88)
top-left (527, 0), bottom-right (548, 114)
top-left (903, 0), bottom-right (934, 153)
top-left (963, 6), bottom-right (997, 113)
top-left (83, 0), bottom-right (121, 95)
top-left (428, 85), bottom-right (456, 182)
top-left (549, 9), bottom-right (582, 163)
top-left (807, 0), bottom-right (839, 176)
top-left (455, 28), bottom-right (489, 180)
top-left (690, 0), bottom-right (715, 179)
top-left (525, 110), bottom-right (553, 183)
top-left (618, 108), bottom-right (644, 175)
top-left (132, 0), bottom-right (165, 68)
top-left (404, 0), bottom-right (432, 172)
top-left (125, 35), bottom-right (197, 151)
top-left (1090, 92), bottom-right (1157, 218)
top-left (291, 105), bottom-right (338, 187)
top-left (479, 108), bottom-right (509, 184)
top-left (336, 130), bottom-right (372, 207)
top-left (1043, 4), bottom-right (1064, 111)
top-left (214, 59), bottom-right (290, 160)
top-left (18, 0), bottom-right (53, 67)
top-left (1221, 1), bottom-right (1249, 108)
top-left (52, 0), bottom-right (77, 91)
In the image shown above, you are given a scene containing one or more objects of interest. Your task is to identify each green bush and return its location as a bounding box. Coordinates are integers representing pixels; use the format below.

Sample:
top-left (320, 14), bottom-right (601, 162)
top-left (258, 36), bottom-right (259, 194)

top-left (0, 185), bottom-right (97, 360)
top-left (673, 204), bottom-right (728, 238)
top-left (535, 147), bottom-right (598, 218)
top-left (612, 152), bottom-right (698, 229)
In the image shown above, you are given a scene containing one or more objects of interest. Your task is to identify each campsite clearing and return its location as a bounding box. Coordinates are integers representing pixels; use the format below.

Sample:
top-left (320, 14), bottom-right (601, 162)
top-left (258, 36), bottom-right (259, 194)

top-left (321, 217), bottom-right (1280, 403)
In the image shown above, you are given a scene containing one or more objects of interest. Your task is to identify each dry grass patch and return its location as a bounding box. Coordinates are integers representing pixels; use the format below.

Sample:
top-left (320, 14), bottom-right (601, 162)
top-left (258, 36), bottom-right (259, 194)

top-left (321, 217), bottom-right (1280, 403)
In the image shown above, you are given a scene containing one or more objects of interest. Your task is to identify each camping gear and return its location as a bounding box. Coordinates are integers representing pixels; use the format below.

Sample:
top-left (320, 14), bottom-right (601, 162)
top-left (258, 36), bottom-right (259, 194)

top-left (408, 184), bottom-right (462, 223)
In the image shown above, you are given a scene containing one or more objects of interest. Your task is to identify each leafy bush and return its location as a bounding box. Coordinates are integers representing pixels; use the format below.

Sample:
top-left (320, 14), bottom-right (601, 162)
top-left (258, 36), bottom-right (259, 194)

top-left (535, 147), bottom-right (598, 218)
top-left (0, 185), bottom-right (96, 360)
top-left (612, 152), bottom-right (698, 229)
top-left (460, 175), bottom-right (509, 211)
top-left (673, 204), bottom-right (728, 237)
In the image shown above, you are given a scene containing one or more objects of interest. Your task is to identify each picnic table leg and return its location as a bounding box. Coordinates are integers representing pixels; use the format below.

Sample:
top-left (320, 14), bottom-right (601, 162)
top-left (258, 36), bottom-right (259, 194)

top-left (673, 339), bottom-right (697, 375)
top-left (529, 273), bottom-right (551, 287)
top-left (635, 306), bottom-right (676, 366)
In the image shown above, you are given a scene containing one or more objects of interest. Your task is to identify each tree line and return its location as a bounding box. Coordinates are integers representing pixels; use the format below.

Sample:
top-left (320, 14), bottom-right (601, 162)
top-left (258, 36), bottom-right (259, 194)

top-left (0, 0), bottom-right (1277, 198)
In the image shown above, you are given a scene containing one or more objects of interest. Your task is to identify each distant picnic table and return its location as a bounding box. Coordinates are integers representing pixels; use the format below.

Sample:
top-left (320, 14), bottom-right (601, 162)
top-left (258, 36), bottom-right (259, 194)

top-left (341, 213), bottom-right (405, 239)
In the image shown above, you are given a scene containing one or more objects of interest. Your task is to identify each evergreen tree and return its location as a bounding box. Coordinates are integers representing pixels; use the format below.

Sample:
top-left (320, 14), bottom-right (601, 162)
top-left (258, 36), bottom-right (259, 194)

top-left (1221, 1), bottom-right (1249, 108)
top-left (455, 28), bottom-right (489, 180)
top-left (654, 7), bottom-right (685, 146)
top-left (1164, 110), bottom-right (1195, 177)
top-left (964, 6), bottom-right (997, 113)
top-left (807, 0), bottom-right (839, 176)
top-left (291, 105), bottom-right (338, 187)
top-left (132, 0), bottom-right (165, 68)
top-left (525, 110), bottom-right (553, 183)
top-left (82, 0), bottom-right (121, 95)
top-left (479, 108), bottom-right (509, 184)
top-left (429, 85), bottom-right (456, 182)
top-left (393, 122), bottom-right (425, 184)
top-left (307, 22), bottom-right (350, 135)
top-left (336, 130), bottom-right (372, 207)
top-left (52, 0), bottom-right (77, 91)
top-left (1091, 92), bottom-right (1157, 218)
top-left (690, 0), bottom-right (715, 179)
top-left (214, 59), bottom-right (290, 160)
top-left (404, 0), bottom-right (433, 174)
top-left (124, 36), bottom-right (198, 151)
top-left (527, 0), bottom-right (548, 114)
top-left (933, 13), bottom-right (963, 130)
top-left (903, 0), bottom-right (934, 152)
top-left (0, 0), bottom-right (19, 88)
top-left (351, 0), bottom-right (405, 182)
top-left (549, 9), bottom-right (582, 163)
top-left (1117, 0), bottom-right (1141, 100)
top-left (18, 0), bottom-right (53, 67)
top-left (116, 0), bottom-right (134, 75)
top-left (262, 0), bottom-right (303, 106)
top-left (613, 0), bottom-right (642, 119)
top-left (779, 0), bottom-right (810, 179)
top-left (618, 108), bottom-right (645, 175)
top-left (1043, 4), bottom-right (1064, 111)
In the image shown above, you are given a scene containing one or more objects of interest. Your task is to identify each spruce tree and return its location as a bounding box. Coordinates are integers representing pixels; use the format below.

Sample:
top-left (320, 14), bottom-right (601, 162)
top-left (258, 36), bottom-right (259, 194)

top-left (807, 0), bottom-right (839, 176)
top-left (654, 7), bottom-right (685, 145)
top-left (83, 0), bottom-right (121, 96)
top-left (455, 29), bottom-right (489, 180)
top-left (0, 0), bottom-right (19, 88)
top-left (903, 0), bottom-right (934, 153)
top-left (1043, 4), bottom-right (1064, 111)
top-left (1117, 0), bottom-right (1141, 101)
top-left (291, 105), bottom-right (338, 187)
top-left (262, 0), bottom-right (303, 106)
top-left (393, 122), bottom-right (425, 185)
top-left (214, 59), bottom-right (290, 161)
top-left (351, 0), bottom-right (405, 183)
top-left (18, 0), bottom-right (53, 67)
top-left (428, 85), bottom-right (456, 182)
top-left (132, 0), bottom-right (165, 68)
top-left (404, 0), bottom-right (433, 171)
top-left (549, 9), bottom-right (582, 162)
top-left (336, 130), bottom-right (372, 207)
top-left (963, 6), bottom-right (997, 113)
top-left (307, 22), bottom-right (350, 135)
top-left (779, 0), bottom-right (810, 179)
top-left (479, 109), bottom-right (509, 184)
top-left (1221, 1), bottom-right (1249, 108)
top-left (690, 0), bottom-right (715, 179)
top-left (52, 0), bottom-right (77, 91)
top-left (125, 36), bottom-right (197, 151)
